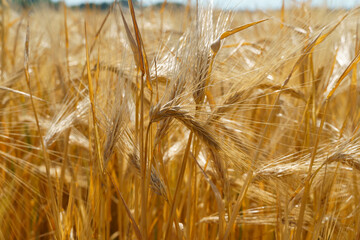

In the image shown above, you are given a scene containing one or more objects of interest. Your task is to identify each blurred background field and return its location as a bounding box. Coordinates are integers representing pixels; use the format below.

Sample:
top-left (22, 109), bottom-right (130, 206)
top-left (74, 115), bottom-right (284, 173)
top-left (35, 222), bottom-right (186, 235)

top-left (10, 0), bottom-right (360, 10)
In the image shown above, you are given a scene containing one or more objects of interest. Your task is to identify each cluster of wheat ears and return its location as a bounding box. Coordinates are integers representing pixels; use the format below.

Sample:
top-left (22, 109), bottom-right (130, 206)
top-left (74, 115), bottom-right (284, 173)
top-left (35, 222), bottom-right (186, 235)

top-left (0, 0), bottom-right (360, 239)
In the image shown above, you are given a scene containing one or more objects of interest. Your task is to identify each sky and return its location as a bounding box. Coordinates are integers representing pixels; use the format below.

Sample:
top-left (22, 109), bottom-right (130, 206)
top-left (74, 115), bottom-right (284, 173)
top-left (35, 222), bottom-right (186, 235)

top-left (55, 0), bottom-right (360, 10)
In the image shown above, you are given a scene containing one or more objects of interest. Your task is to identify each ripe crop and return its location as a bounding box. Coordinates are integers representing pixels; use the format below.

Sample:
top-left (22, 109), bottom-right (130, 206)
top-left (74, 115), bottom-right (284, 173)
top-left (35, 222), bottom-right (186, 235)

top-left (0, 1), bottom-right (359, 239)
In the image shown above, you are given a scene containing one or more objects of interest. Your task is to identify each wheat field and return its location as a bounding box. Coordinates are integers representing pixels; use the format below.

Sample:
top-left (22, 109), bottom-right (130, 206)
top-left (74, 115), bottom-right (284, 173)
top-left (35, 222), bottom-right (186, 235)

top-left (0, 0), bottom-right (360, 239)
